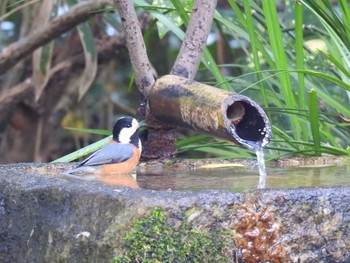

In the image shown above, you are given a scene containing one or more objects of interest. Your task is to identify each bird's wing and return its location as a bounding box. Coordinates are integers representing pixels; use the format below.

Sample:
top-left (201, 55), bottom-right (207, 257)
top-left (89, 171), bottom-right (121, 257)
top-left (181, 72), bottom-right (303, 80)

top-left (78, 143), bottom-right (134, 167)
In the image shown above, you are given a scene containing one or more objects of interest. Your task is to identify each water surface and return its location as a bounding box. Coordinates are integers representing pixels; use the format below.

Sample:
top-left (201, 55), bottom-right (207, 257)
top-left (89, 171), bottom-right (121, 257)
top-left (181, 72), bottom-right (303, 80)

top-left (137, 164), bottom-right (350, 192)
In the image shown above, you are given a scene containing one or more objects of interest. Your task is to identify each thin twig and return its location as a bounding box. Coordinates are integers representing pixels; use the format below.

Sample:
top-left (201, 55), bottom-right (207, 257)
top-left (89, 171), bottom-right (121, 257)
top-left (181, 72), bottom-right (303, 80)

top-left (0, 0), bottom-right (112, 75)
top-left (171, 0), bottom-right (217, 80)
top-left (114, 0), bottom-right (155, 96)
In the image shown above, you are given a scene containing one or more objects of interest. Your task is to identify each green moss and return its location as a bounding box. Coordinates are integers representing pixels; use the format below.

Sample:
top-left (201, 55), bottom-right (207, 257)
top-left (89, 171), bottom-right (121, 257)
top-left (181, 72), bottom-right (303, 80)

top-left (113, 208), bottom-right (232, 263)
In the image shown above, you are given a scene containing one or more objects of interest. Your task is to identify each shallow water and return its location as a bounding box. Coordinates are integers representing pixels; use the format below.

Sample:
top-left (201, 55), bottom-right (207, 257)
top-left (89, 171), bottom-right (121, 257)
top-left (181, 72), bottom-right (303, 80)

top-left (137, 164), bottom-right (350, 191)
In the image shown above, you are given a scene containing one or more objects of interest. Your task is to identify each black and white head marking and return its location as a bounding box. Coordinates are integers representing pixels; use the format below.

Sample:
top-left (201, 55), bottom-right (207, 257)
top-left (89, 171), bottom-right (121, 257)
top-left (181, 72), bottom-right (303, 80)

top-left (112, 117), bottom-right (142, 151)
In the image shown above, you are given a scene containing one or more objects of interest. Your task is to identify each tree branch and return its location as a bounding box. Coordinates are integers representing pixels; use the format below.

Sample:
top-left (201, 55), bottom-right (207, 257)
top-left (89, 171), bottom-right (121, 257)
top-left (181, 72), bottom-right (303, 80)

top-left (171, 0), bottom-right (217, 80)
top-left (0, 79), bottom-right (33, 110)
top-left (114, 0), bottom-right (155, 96)
top-left (0, 35), bottom-right (126, 121)
top-left (0, 0), bottom-right (112, 75)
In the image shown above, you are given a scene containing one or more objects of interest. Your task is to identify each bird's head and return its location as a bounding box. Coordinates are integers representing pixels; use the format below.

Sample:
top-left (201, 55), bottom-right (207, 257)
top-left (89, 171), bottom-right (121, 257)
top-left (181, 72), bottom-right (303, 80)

top-left (113, 116), bottom-right (140, 144)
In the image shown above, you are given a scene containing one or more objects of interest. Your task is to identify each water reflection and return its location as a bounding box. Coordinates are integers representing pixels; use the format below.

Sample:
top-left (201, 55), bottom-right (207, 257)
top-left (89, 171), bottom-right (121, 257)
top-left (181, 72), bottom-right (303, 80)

top-left (137, 165), bottom-right (350, 192)
top-left (58, 163), bottom-right (350, 192)
top-left (63, 172), bottom-right (139, 189)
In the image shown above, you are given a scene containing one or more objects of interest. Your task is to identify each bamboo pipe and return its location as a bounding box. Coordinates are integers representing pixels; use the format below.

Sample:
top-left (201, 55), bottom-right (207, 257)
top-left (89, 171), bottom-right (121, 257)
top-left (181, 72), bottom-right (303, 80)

top-left (148, 75), bottom-right (271, 151)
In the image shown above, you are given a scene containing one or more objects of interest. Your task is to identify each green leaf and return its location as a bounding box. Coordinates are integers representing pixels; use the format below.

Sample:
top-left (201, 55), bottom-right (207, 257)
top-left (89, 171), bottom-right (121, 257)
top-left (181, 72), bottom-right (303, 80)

top-left (52, 136), bottom-right (112, 163)
top-left (151, 0), bottom-right (191, 38)
top-left (262, 0), bottom-right (300, 141)
top-left (135, 0), bottom-right (230, 89)
top-left (294, 0), bottom-right (308, 141)
top-left (64, 127), bottom-right (111, 136)
top-left (308, 89), bottom-right (321, 155)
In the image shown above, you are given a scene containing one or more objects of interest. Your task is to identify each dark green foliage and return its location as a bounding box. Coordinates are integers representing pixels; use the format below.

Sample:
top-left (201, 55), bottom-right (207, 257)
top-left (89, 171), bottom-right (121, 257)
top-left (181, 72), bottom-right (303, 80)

top-left (113, 208), bottom-right (232, 263)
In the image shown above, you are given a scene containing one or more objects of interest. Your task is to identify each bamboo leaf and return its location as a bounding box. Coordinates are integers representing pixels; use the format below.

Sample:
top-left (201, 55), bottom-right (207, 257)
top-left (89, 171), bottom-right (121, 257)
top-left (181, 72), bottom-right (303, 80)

top-left (76, 22), bottom-right (98, 99)
top-left (64, 127), bottom-right (111, 136)
top-left (176, 134), bottom-right (210, 148)
top-left (190, 146), bottom-right (253, 159)
top-left (302, 0), bottom-right (350, 102)
top-left (319, 50), bottom-right (350, 80)
top-left (67, 0), bottom-right (98, 100)
top-left (135, 0), bottom-right (230, 90)
top-left (170, 0), bottom-right (190, 24)
top-left (134, 0), bottom-right (185, 39)
top-left (32, 0), bottom-right (54, 101)
top-left (198, 163), bottom-right (245, 169)
top-left (308, 89), bottom-right (321, 155)
top-left (241, 0), bottom-right (268, 107)
top-left (151, 0), bottom-right (191, 38)
top-left (262, 0), bottom-right (300, 141)
top-left (52, 136), bottom-right (112, 163)
top-left (294, 0), bottom-right (308, 141)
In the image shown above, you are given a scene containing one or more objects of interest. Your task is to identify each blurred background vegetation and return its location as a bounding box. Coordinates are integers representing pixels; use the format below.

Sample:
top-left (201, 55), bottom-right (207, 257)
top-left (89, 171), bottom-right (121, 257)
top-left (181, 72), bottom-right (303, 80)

top-left (0, 0), bottom-right (349, 163)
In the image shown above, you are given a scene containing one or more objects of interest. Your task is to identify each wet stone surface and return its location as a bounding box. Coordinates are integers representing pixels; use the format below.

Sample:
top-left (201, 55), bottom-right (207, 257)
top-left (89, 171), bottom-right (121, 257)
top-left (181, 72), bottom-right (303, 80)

top-left (0, 160), bottom-right (350, 262)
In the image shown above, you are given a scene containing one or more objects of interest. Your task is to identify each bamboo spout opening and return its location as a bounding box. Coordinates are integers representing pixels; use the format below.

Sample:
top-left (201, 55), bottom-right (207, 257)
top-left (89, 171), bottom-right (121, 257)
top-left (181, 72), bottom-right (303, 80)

top-left (227, 102), bottom-right (267, 142)
top-left (149, 75), bottom-right (271, 151)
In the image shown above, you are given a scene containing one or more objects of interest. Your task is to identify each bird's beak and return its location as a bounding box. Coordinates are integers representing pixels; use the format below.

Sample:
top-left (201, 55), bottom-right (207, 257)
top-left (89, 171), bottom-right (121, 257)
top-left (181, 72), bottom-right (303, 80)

top-left (138, 120), bottom-right (147, 130)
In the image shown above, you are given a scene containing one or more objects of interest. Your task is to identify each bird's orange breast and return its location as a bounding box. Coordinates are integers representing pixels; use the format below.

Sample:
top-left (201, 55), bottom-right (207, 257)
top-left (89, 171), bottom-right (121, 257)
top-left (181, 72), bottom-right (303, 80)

top-left (100, 145), bottom-right (141, 175)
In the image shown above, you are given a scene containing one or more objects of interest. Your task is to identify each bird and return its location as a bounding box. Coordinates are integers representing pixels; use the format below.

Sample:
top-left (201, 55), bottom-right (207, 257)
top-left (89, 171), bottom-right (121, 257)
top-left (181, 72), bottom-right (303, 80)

top-left (65, 116), bottom-right (142, 177)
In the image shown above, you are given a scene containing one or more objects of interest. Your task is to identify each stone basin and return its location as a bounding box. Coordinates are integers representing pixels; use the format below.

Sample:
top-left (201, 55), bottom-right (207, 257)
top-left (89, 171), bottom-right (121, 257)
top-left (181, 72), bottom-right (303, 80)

top-left (1, 158), bottom-right (350, 262)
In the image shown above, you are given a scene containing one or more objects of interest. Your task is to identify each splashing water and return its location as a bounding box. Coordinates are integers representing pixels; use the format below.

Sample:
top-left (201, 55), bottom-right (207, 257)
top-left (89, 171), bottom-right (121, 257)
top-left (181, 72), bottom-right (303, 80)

top-left (255, 148), bottom-right (267, 189)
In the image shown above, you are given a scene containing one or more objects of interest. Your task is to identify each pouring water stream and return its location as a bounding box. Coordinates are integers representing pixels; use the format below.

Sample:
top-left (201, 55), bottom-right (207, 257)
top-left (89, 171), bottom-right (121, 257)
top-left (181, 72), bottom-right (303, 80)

top-left (255, 148), bottom-right (267, 189)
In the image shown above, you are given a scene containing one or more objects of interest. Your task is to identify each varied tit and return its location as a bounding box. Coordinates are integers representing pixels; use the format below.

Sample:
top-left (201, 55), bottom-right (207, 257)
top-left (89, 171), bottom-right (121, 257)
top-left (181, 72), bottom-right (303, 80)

top-left (66, 116), bottom-right (142, 176)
